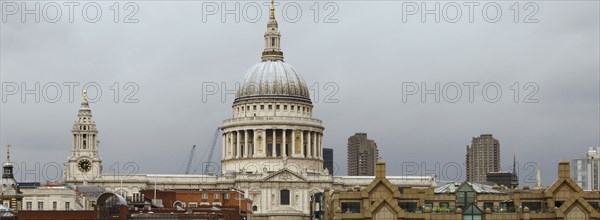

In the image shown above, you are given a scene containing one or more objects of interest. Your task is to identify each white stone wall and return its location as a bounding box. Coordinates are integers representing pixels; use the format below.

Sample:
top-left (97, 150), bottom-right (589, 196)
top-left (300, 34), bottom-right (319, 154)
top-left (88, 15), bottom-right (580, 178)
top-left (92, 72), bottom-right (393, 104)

top-left (21, 187), bottom-right (84, 211)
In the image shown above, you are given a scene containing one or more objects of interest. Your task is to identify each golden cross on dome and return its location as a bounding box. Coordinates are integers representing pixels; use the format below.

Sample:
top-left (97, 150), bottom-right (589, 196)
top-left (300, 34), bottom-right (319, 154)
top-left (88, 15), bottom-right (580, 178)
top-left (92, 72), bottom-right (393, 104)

top-left (270, 0), bottom-right (275, 18)
top-left (6, 144), bottom-right (10, 162)
top-left (83, 89), bottom-right (88, 102)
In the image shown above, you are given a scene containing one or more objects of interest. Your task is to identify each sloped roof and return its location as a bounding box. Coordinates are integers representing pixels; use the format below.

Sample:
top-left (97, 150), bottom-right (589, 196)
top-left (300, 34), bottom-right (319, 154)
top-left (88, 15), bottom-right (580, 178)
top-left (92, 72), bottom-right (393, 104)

top-left (435, 182), bottom-right (503, 194)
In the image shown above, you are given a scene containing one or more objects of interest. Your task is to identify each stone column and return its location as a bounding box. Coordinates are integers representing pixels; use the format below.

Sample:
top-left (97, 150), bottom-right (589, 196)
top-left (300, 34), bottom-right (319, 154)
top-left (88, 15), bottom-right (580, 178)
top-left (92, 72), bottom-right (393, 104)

top-left (236, 131), bottom-right (241, 159)
top-left (222, 132), bottom-right (226, 160)
top-left (291, 130), bottom-right (296, 157)
top-left (319, 133), bottom-right (323, 159)
top-left (272, 129), bottom-right (277, 157)
top-left (253, 129), bottom-right (258, 156)
top-left (313, 132), bottom-right (318, 159)
top-left (228, 132), bottom-right (233, 159)
top-left (262, 130), bottom-right (267, 157)
top-left (316, 133), bottom-right (320, 159)
top-left (300, 131), bottom-right (304, 157)
top-left (282, 129), bottom-right (287, 157)
top-left (307, 132), bottom-right (312, 158)
top-left (244, 130), bottom-right (249, 158)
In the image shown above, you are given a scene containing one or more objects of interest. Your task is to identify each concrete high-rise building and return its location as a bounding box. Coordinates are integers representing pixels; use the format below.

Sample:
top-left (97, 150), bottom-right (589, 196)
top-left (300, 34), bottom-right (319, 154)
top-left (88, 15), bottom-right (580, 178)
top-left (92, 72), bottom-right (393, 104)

top-left (347, 133), bottom-right (379, 176)
top-left (466, 134), bottom-right (500, 182)
top-left (323, 148), bottom-right (333, 175)
top-left (571, 146), bottom-right (600, 191)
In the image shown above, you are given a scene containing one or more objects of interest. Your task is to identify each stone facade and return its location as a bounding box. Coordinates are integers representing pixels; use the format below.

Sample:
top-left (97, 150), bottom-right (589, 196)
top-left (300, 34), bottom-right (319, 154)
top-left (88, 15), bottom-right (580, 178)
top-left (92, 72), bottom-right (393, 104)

top-left (325, 160), bottom-right (600, 220)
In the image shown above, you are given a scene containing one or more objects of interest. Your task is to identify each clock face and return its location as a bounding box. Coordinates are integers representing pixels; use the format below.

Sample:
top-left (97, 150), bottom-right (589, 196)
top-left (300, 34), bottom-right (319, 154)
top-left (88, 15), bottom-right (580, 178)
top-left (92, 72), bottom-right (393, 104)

top-left (78, 159), bottom-right (92, 173)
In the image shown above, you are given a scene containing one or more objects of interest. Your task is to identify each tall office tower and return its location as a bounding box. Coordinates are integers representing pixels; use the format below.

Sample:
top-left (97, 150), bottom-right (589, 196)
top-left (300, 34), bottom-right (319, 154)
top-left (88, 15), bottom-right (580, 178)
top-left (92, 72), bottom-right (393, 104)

top-left (571, 146), bottom-right (600, 191)
top-left (323, 148), bottom-right (334, 175)
top-left (466, 134), bottom-right (500, 182)
top-left (347, 133), bottom-right (379, 176)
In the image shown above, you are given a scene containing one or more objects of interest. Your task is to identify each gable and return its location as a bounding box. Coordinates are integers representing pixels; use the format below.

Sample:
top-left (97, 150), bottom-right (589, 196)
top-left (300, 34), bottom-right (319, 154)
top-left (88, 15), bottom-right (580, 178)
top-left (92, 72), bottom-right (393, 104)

top-left (565, 204), bottom-right (588, 220)
top-left (554, 184), bottom-right (576, 201)
top-left (261, 169), bottom-right (307, 182)
top-left (457, 182), bottom-right (475, 193)
top-left (370, 184), bottom-right (393, 201)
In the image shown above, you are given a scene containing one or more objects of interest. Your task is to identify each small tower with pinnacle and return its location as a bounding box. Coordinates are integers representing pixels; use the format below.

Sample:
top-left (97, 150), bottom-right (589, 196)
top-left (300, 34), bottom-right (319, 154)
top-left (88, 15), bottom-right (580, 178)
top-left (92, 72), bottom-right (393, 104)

top-left (261, 0), bottom-right (284, 61)
top-left (64, 89), bottom-right (103, 183)
top-left (511, 152), bottom-right (519, 189)
top-left (1, 145), bottom-right (23, 211)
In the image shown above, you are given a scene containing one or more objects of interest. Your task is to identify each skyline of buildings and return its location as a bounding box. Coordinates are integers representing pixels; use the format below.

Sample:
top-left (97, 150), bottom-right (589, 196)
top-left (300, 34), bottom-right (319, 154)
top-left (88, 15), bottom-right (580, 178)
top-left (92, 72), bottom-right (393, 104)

top-left (12, 2), bottom-right (437, 219)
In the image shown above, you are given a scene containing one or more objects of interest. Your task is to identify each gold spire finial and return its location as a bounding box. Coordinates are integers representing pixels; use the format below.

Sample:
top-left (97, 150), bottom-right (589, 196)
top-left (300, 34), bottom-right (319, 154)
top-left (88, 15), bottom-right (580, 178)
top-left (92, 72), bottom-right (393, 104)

top-left (83, 89), bottom-right (88, 102)
top-left (270, 0), bottom-right (275, 18)
top-left (6, 144), bottom-right (10, 162)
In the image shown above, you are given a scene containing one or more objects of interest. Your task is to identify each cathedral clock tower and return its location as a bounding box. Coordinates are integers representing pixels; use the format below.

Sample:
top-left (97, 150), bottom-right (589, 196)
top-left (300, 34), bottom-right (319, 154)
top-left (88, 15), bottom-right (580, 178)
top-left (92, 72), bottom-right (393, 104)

top-left (64, 90), bottom-right (102, 183)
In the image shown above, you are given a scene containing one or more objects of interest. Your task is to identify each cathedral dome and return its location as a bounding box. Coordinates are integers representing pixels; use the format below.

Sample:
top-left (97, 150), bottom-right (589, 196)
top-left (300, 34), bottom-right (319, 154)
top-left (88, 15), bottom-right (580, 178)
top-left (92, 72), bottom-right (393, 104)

top-left (236, 60), bottom-right (310, 102)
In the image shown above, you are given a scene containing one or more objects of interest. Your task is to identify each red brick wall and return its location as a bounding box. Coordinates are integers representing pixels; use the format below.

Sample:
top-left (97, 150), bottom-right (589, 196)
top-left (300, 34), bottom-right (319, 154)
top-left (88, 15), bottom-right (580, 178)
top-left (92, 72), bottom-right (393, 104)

top-left (17, 210), bottom-right (96, 220)
top-left (139, 189), bottom-right (252, 214)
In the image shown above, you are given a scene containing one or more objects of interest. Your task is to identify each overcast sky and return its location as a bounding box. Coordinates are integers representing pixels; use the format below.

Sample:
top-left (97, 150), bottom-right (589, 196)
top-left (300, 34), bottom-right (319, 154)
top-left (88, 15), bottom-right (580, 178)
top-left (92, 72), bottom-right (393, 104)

top-left (1, 1), bottom-right (598, 186)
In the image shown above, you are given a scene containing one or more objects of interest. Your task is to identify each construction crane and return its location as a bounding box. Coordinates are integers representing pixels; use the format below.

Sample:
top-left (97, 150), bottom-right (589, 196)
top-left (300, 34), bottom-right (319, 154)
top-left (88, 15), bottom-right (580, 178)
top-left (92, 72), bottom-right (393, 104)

top-left (204, 128), bottom-right (221, 174)
top-left (184, 145), bottom-right (196, 174)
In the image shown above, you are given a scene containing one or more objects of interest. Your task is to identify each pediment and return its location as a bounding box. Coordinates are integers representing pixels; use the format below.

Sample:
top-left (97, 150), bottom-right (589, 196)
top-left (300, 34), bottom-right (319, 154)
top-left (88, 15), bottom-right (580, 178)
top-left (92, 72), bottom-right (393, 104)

top-left (262, 169), bottom-right (308, 182)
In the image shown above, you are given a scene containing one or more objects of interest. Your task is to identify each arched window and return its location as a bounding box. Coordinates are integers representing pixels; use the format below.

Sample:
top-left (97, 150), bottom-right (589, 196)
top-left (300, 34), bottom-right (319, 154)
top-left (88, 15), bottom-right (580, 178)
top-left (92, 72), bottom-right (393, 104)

top-left (173, 201), bottom-right (184, 208)
top-left (280, 189), bottom-right (290, 205)
top-left (252, 205), bottom-right (258, 211)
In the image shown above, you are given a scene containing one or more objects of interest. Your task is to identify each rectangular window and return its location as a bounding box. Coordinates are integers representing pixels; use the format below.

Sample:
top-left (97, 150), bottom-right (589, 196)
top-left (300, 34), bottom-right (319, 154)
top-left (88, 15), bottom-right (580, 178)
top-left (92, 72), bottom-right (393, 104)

top-left (65, 202), bottom-right (70, 210)
top-left (341, 202), bottom-right (361, 213)
top-left (276, 105), bottom-right (280, 110)
top-left (291, 106), bottom-right (294, 110)
top-left (484, 202), bottom-right (494, 212)
top-left (424, 202), bottom-right (433, 209)
top-left (284, 105), bottom-right (287, 110)
top-left (26, 202), bottom-right (32, 210)
top-left (53, 201), bottom-right (57, 210)
top-left (523, 202), bottom-right (542, 213)
top-left (268, 105), bottom-right (272, 110)
top-left (440, 202), bottom-right (449, 209)
top-left (202, 193), bottom-right (208, 199)
top-left (399, 202), bottom-right (417, 212)
top-left (280, 189), bottom-right (290, 205)
top-left (225, 193), bottom-right (230, 199)
top-left (260, 105), bottom-right (264, 110)
top-left (253, 105), bottom-right (257, 110)
top-left (214, 193), bottom-right (220, 199)
top-left (189, 203), bottom-right (198, 208)
top-left (38, 202), bottom-right (43, 210)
